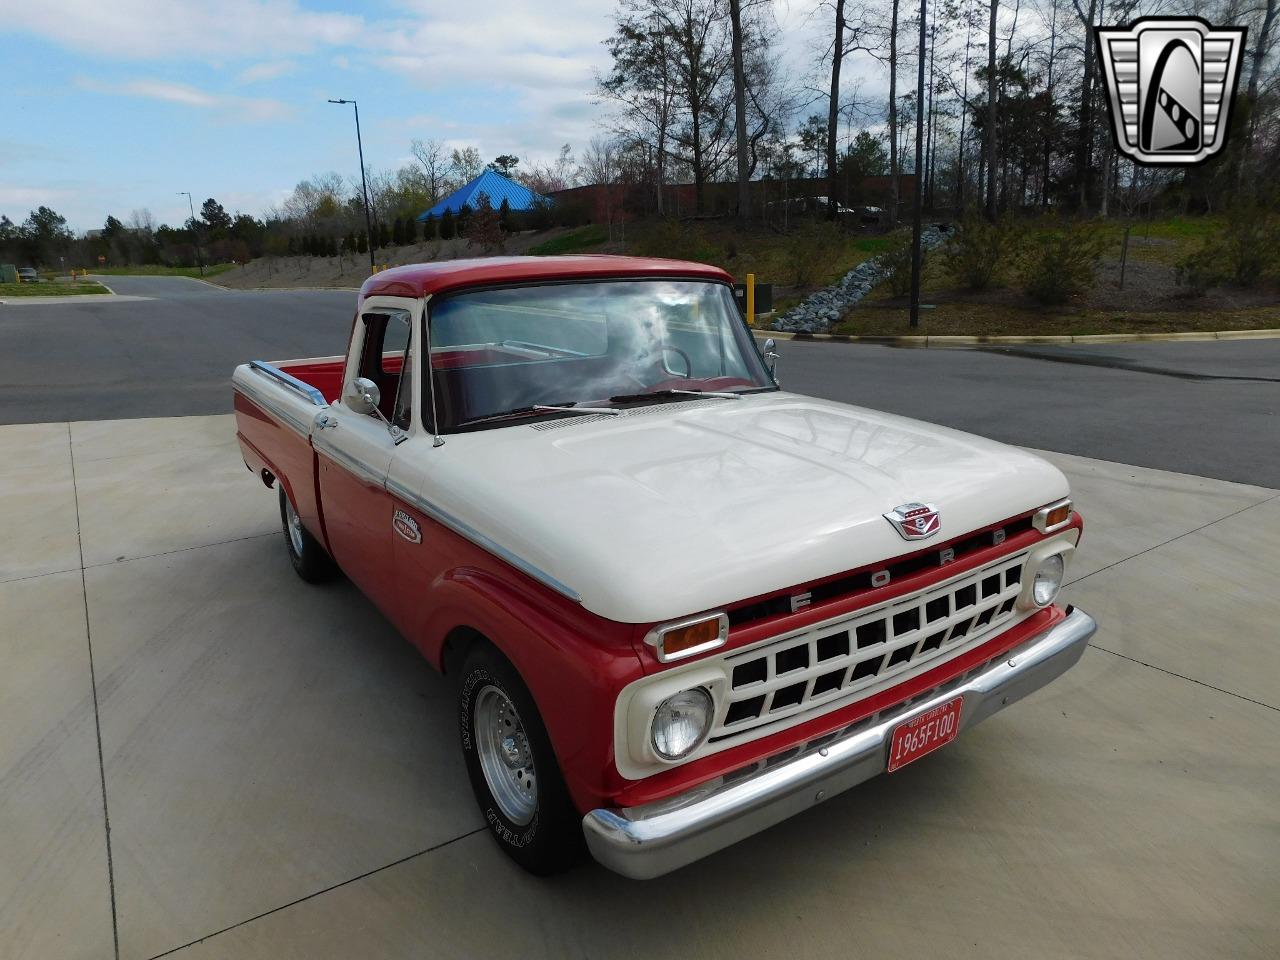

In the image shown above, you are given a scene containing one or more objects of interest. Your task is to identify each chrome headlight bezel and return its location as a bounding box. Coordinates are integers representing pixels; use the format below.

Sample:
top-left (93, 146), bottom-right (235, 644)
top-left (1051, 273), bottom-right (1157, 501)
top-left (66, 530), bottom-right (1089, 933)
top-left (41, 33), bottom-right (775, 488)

top-left (650, 687), bottom-right (715, 761)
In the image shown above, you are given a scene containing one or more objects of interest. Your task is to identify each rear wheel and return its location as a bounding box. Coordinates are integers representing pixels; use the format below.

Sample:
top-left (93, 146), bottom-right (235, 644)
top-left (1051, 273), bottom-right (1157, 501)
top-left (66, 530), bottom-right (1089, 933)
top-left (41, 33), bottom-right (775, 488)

top-left (457, 644), bottom-right (582, 875)
top-left (279, 486), bottom-right (335, 583)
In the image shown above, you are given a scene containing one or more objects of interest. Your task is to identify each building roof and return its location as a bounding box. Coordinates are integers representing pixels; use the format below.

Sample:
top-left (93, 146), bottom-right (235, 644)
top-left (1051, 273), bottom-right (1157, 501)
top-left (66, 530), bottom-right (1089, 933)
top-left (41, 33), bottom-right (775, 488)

top-left (417, 169), bottom-right (550, 220)
top-left (359, 255), bottom-right (733, 301)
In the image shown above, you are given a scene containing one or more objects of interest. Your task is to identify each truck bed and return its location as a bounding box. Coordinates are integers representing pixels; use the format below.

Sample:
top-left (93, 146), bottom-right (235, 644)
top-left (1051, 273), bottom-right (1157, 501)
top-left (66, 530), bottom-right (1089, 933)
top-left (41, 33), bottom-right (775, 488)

top-left (232, 356), bottom-right (346, 545)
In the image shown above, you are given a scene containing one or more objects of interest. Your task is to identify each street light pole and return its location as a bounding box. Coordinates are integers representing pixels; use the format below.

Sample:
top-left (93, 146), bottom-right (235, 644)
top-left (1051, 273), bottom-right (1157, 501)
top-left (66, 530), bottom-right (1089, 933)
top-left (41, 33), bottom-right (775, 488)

top-left (328, 98), bottom-right (377, 273)
top-left (178, 191), bottom-right (205, 277)
top-left (908, 0), bottom-right (927, 328)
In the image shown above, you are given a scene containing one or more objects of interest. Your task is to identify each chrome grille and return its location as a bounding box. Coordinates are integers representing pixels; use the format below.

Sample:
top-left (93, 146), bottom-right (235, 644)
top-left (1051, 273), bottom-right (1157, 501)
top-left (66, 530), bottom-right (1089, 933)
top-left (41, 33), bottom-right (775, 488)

top-left (710, 552), bottom-right (1029, 743)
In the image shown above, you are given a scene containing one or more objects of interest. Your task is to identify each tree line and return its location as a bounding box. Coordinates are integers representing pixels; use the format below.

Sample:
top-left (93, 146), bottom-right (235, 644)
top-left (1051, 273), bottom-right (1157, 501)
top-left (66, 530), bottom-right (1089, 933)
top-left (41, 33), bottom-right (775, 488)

top-left (595, 0), bottom-right (1278, 221)
top-left (5, 0), bottom-right (1276, 269)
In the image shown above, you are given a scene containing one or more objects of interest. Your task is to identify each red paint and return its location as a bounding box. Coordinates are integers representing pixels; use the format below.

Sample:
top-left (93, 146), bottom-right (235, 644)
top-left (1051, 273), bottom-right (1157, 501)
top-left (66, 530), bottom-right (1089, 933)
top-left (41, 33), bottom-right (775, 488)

top-left (234, 392), bottom-right (325, 545)
top-left (235, 258), bottom-right (1085, 817)
top-left (274, 357), bottom-right (345, 403)
top-left (886, 696), bottom-right (964, 772)
top-left (359, 255), bottom-right (733, 303)
top-left (613, 604), bottom-right (1066, 809)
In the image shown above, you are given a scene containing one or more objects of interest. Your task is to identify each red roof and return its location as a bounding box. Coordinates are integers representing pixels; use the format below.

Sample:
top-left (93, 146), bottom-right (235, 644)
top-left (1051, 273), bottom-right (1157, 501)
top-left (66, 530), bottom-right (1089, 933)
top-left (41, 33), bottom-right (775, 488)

top-left (359, 255), bottom-right (733, 301)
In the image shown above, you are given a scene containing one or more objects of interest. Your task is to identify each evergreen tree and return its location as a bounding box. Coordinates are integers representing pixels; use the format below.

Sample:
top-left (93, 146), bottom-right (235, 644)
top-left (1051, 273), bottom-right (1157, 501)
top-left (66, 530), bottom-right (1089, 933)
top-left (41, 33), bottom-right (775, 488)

top-left (379, 222), bottom-right (391, 248)
top-left (392, 216), bottom-right (405, 246)
top-left (327, 236), bottom-right (338, 257)
top-left (440, 209), bottom-right (455, 240)
top-left (356, 231), bottom-right (368, 254)
top-left (498, 198), bottom-right (512, 233)
top-left (345, 231), bottom-right (356, 253)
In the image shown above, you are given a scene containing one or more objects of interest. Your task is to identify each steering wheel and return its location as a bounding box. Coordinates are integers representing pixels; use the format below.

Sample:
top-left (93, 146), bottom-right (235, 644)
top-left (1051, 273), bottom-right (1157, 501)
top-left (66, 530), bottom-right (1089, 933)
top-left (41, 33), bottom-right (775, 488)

top-left (662, 346), bottom-right (693, 379)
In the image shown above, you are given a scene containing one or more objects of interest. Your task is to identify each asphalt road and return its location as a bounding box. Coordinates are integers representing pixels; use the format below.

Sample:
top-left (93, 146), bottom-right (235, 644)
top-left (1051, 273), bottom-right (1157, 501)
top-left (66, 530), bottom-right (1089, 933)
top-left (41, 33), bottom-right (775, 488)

top-left (1, 275), bottom-right (1276, 485)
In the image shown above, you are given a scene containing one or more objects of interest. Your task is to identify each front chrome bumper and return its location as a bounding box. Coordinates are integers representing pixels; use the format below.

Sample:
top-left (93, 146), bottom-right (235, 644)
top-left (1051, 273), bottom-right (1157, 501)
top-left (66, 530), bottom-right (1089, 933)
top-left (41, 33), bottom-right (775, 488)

top-left (584, 606), bottom-right (1097, 879)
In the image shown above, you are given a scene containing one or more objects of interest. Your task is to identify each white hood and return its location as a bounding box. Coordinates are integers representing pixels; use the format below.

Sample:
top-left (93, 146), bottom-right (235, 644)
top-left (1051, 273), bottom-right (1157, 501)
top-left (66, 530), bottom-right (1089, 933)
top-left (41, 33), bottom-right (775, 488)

top-left (412, 393), bottom-right (1069, 623)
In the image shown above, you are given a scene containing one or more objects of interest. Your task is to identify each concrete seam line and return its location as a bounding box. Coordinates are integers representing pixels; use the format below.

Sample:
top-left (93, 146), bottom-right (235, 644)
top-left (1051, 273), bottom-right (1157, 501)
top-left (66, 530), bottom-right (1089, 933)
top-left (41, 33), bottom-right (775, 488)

top-left (1066, 491), bottom-right (1280, 590)
top-left (1086, 644), bottom-right (1279, 713)
top-left (81, 532), bottom-right (278, 570)
top-left (752, 329), bottom-right (1280, 345)
top-left (68, 422), bottom-right (122, 960)
top-left (144, 827), bottom-right (490, 960)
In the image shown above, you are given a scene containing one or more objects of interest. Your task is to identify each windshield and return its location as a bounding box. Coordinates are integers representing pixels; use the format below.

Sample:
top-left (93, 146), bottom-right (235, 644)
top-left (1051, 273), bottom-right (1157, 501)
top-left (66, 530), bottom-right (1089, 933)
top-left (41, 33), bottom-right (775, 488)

top-left (427, 279), bottom-right (775, 431)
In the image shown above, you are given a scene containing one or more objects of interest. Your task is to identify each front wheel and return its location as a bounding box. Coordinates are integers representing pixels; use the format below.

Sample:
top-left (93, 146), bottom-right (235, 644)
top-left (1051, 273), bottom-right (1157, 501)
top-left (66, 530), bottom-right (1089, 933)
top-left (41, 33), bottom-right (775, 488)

top-left (279, 486), bottom-right (335, 583)
top-left (457, 644), bottom-right (582, 875)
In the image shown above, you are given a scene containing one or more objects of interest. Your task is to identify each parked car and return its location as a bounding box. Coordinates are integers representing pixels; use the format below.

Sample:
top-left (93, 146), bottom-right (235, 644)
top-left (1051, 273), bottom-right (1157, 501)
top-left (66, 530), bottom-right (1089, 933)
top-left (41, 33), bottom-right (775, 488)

top-left (16, 267), bottom-right (38, 282)
top-left (232, 256), bottom-right (1096, 878)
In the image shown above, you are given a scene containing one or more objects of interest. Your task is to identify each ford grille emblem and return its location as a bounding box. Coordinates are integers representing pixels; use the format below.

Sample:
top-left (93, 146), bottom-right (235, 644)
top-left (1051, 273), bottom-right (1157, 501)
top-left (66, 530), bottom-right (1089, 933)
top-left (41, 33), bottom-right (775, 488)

top-left (884, 502), bottom-right (941, 541)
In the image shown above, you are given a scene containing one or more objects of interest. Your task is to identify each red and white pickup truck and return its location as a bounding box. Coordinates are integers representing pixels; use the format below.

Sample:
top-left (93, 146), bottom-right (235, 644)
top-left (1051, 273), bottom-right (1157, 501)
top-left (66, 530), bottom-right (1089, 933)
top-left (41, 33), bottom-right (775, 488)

top-left (233, 256), bottom-right (1097, 878)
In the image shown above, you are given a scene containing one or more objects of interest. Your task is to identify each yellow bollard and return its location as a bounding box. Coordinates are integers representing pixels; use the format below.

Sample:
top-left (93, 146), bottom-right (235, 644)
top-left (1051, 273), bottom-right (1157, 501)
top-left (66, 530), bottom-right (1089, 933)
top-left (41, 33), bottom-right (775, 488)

top-left (746, 273), bottom-right (756, 327)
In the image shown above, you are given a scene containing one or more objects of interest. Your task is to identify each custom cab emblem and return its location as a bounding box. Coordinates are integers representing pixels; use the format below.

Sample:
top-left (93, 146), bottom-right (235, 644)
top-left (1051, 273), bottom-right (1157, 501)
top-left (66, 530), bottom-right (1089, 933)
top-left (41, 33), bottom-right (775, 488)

top-left (392, 508), bottom-right (421, 544)
top-left (883, 502), bottom-right (941, 541)
top-left (1095, 17), bottom-right (1247, 166)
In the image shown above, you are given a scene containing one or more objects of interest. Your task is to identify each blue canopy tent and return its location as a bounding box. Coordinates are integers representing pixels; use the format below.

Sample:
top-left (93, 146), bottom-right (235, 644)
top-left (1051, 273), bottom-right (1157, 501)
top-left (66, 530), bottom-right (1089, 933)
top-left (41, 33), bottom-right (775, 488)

top-left (417, 169), bottom-right (550, 221)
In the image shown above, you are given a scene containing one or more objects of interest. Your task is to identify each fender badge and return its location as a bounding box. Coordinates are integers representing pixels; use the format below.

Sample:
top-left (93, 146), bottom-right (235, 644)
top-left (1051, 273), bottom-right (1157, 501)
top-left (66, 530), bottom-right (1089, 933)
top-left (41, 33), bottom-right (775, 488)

top-left (883, 502), bottom-right (941, 541)
top-left (392, 508), bottom-right (422, 544)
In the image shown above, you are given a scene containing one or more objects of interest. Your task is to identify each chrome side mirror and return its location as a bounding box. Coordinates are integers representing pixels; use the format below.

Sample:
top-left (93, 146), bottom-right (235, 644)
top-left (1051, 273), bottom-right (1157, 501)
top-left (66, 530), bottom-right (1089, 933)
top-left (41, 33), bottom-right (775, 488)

top-left (762, 338), bottom-right (779, 380)
top-left (343, 377), bottom-right (380, 416)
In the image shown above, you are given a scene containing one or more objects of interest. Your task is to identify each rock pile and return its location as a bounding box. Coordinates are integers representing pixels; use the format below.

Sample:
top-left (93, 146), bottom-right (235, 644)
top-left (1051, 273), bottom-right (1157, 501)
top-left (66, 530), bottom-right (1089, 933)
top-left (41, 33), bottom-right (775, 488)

top-left (769, 224), bottom-right (953, 334)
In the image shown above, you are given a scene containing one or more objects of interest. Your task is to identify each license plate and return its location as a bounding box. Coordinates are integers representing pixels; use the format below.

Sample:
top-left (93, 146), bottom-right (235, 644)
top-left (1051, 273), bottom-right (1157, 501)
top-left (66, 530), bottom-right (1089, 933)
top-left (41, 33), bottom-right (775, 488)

top-left (887, 696), bottom-right (964, 773)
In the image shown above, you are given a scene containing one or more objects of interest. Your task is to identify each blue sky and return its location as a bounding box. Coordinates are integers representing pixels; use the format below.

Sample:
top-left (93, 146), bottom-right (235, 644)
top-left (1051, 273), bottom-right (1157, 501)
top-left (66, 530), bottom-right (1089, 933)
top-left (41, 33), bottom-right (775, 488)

top-left (0, 0), bottom-right (844, 234)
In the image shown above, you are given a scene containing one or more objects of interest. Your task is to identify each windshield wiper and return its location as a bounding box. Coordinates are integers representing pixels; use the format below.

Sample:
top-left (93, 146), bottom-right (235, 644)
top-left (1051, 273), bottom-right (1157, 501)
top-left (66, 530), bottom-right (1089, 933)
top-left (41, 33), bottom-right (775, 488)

top-left (607, 388), bottom-right (744, 404)
top-left (458, 403), bottom-right (621, 427)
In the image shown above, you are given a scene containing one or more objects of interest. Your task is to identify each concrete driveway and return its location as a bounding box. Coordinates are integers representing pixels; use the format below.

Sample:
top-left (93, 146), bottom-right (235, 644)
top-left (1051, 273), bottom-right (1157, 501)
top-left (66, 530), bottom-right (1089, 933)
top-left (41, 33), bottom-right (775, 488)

top-left (1, 413), bottom-right (1277, 960)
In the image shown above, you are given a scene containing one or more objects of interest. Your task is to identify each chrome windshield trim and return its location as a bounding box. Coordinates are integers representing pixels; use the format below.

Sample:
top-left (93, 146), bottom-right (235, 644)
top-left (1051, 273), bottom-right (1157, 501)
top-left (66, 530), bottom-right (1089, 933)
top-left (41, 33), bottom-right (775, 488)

top-left (385, 476), bottom-right (581, 603)
top-left (248, 360), bottom-right (327, 407)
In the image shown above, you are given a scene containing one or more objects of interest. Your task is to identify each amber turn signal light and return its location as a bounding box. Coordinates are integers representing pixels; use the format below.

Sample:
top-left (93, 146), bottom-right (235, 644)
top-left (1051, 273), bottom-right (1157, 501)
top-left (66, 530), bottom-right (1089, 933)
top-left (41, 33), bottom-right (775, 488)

top-left (644, 613), bottom-right (729, 663)
top-left (1033, 499), bottom-right (1073, 533)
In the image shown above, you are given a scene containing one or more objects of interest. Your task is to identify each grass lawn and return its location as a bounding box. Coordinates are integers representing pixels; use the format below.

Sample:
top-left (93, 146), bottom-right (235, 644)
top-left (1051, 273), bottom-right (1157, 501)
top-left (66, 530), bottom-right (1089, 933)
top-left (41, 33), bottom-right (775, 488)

top-left (527, 226), bottom-right (609, 256)
top-left (94, 263), bottom-right (236, 278)
top-left (0, 281), bottom-right (112, 297)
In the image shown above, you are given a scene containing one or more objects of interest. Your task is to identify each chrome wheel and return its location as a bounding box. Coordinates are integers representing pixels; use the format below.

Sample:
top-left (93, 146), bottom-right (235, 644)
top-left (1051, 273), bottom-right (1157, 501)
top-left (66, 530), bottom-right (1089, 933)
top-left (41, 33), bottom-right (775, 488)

top-left (284, 495), bottom-right (305, 556)
top-left (474, 684), bottom-right (537, 825)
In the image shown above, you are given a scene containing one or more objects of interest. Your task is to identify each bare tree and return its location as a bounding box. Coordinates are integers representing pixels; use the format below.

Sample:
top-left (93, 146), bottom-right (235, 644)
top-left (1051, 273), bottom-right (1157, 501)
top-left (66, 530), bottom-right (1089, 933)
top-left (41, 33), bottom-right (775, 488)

top-left (580, 136), bottom-right (624, 240)
top-left (889, 0), bottom-right (901, 220)
top-left (410, 138), bottom-right (450, 202)
top-left (985, 0), bottom-right (998, 220)
top-left (450, 146), bottom-right (484, 183)
top-left (729, 0), bottom-right (751, 219)
top-left (827, 0), bottom-right (848, 218)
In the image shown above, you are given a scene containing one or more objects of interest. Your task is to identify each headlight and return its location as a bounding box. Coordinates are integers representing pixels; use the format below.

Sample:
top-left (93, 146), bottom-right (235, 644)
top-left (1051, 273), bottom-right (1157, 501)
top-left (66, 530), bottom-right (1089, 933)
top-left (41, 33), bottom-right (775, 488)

top-left (651, 687), bottom-right (714, 760)
top-left (1031, 553), bottom-right (1065, 607)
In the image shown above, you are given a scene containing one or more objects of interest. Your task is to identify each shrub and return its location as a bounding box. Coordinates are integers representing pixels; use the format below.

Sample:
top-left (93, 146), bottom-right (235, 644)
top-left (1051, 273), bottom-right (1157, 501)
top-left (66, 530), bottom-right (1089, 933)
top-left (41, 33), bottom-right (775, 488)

top-left (630, 219), bottom-right (723, 266)
top-left (782, 222), bottom-right (842, 287)
top-left (439, 209), bottom-right (455, 240)
top-left (942, 217), bottom-right (1015, 291)
top-left (1219, 202), bottom-right (1279, 286)
top-left (1174, 241), bottom-right (1222, 296)
top-left (881, 235), bottom-right (915, 298)
top-left (1020, 222), bottom-right (1106, 304)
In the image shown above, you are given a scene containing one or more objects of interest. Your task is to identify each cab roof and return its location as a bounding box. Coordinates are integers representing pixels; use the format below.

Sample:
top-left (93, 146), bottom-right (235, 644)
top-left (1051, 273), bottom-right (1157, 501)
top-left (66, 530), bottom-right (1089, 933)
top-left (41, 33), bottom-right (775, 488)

top-left (358, 255), bottom-right (734, 301)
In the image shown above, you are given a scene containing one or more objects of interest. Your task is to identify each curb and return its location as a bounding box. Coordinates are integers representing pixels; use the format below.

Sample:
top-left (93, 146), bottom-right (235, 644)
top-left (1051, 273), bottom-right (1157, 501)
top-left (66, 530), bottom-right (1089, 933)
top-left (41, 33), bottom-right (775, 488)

top-left (207, 282), bottom-right (362, 293)
top-left (752, 328), bottom-right (1280, 345)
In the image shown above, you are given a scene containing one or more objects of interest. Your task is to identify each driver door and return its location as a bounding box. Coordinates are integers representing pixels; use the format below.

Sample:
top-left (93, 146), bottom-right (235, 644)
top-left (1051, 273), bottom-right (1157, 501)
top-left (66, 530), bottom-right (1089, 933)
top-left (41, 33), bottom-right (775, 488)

top-left (313, 305), bottom-right (415, 614)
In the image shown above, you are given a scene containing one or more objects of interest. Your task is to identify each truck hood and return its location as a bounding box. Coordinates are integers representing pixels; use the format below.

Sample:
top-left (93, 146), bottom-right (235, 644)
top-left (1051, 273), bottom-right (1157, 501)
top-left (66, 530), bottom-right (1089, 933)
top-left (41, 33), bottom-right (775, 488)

top-left (417, 393), bottom-right (1069, 624)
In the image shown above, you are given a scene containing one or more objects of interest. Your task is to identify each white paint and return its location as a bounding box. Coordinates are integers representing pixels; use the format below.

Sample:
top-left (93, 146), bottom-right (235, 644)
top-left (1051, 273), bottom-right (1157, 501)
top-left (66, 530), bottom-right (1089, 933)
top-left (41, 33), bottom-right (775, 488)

top-left (392, 392), bottom-right (1070, 624)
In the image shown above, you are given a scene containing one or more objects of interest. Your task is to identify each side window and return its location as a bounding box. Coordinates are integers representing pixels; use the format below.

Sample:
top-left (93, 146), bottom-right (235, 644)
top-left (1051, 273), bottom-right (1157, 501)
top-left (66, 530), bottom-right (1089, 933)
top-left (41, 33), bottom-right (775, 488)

top-left (357, 310), bottom-right (414, 430)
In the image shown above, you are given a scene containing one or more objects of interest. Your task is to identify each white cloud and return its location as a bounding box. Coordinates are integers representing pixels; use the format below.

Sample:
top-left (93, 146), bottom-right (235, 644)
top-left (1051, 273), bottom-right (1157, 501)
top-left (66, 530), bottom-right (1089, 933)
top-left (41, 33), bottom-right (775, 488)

top-left (76, 76), bottom-right (293, 121)
top-left (236, 60), bottom-right (297, 84)
top-left (0, 0), bottom-right (363, 61)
